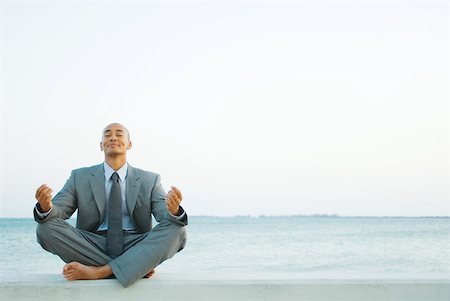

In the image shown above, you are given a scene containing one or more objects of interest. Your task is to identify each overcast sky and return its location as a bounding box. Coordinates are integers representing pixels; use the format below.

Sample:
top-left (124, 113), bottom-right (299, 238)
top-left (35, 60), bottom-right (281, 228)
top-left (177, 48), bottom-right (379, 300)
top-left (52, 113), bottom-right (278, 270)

top-left (0, 0), bottom-right (448, 217)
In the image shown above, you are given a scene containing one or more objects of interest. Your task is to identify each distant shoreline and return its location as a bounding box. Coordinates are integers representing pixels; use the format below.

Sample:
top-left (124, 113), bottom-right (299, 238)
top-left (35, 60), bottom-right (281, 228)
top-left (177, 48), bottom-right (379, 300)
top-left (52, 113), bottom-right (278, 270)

top-left (1, 215), bottom-right (449, 219)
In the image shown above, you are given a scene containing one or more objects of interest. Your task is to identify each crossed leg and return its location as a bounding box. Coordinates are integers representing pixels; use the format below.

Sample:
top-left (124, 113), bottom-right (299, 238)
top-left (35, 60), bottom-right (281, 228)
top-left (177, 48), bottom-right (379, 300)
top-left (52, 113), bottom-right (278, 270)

top-left (36, 218), bottom-right (186, 287)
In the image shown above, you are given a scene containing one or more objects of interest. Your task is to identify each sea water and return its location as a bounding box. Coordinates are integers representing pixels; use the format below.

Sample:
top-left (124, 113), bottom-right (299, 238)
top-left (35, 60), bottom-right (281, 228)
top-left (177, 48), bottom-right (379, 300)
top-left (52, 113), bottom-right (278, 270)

top-left (0, 216), bottom-right (449, 279)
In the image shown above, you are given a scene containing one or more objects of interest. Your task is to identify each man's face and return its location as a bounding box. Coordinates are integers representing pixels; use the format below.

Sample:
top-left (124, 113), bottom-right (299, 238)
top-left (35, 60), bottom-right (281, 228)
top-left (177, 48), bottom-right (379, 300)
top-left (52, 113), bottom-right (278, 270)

top-left (100, 123), bottom-right (132, 156)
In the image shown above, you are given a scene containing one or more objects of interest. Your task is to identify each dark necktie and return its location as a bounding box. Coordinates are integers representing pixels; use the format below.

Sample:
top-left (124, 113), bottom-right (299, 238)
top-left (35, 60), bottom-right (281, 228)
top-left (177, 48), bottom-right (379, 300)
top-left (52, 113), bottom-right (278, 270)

top-left (106, 172), bottom-right (123, 257)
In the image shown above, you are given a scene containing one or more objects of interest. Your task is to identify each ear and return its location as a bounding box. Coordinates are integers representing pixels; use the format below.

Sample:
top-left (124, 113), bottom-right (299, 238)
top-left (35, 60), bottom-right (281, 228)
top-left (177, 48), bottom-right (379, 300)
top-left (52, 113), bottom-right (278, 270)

top-left (127, 141), bottom-right (132, 150)
top-left (100, 141), bottom-right (104, 151)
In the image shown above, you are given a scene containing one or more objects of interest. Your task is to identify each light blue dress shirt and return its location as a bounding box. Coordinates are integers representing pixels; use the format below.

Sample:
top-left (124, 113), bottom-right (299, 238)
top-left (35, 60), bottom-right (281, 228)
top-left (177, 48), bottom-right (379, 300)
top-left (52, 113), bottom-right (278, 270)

top-left (97, 162), bottom-right (135, 231)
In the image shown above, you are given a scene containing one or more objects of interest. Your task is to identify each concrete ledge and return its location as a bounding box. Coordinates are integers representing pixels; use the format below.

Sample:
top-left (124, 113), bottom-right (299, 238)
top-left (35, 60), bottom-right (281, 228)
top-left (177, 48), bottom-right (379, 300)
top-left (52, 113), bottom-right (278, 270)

top-left (1, 274), bottom-right (449, 301)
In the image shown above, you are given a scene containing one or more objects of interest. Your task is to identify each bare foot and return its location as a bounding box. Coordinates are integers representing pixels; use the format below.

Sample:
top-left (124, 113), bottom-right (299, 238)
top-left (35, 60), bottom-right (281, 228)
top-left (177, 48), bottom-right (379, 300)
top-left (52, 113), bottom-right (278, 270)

top-left (143, 269), bottom-right (155, 278)
top-left (62, 262), bottom-right (112, 281)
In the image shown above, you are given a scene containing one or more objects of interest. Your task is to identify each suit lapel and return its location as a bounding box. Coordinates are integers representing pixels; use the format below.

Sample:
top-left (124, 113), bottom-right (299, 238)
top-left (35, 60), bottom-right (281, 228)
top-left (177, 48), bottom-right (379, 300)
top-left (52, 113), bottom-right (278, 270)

top-left (126, 165), bottom-right (141, 215)
top-left (90, 164), bottom-right (106, 222)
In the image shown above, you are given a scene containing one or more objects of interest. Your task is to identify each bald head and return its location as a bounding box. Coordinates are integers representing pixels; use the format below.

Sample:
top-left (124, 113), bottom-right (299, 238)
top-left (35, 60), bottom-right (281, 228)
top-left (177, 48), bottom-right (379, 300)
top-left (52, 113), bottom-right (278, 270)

top-left (102, 123), bottom-right (130, 141)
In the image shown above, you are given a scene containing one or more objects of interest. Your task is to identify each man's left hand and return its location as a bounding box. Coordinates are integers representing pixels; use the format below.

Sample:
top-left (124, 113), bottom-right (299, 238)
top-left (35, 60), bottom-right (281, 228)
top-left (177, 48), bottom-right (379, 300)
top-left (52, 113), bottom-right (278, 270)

top-left (166, 186), bottom-right (182, 215)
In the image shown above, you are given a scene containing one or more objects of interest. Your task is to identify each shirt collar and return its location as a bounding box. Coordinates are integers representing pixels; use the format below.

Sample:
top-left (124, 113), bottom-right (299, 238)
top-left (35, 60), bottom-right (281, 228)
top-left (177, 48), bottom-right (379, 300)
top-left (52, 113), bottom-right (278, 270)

top-left (104, 162), bottom-right (128, 182)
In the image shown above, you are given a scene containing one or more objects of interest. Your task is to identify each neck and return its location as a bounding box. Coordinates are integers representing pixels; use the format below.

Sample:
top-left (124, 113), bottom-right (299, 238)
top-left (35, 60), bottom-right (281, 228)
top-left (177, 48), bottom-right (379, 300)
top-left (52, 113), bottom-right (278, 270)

top-left (105, 156), bottom-right (127, 171)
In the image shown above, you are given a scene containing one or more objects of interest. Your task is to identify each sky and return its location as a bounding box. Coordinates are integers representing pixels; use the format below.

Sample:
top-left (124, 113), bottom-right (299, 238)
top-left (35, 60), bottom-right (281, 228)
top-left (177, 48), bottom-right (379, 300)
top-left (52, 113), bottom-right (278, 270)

top-left (0, 0), bottom-right (448, 218)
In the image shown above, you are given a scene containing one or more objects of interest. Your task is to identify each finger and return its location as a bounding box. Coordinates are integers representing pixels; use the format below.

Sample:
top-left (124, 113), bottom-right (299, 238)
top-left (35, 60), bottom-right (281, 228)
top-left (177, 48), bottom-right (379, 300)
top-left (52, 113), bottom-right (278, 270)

top-left (35, 184), bottom-right (48, 198)
top-left (38, 188), bottom-right (52, 203)
top-left (166, 202), bottom-right (173, 212)
top-left (171, 186), bottom-right (182, 199)
top-left (36, 187), bottom-right (52, 201)
top-left (167, 203), bottom-right (179, 214)
top-left (35, 184), bottom-right (46, 195)
top-left (37, 184), bottom-right (48, 191)
top-left (168, 190), bottom-right (180, 203)
top-left (166, 196), bottom-right (176, 208)
top-left (167, 195), bottom-right (180, 207)
top-left (166, 191), bottom-right (179, 204)
top-left (43, 187), bottom-right (53, 196)
top-left (166, 197), bottom-right (177, 210)
top-left (43, 190), bottom-right (53, 202)
top-left (37, 186), bottom-right (50, 197)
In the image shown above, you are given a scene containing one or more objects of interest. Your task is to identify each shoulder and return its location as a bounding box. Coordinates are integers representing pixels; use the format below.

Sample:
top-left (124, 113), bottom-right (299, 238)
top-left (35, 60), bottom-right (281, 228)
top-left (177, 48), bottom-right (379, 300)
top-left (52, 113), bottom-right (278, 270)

top-left (71, 163), bottom-right (103, 176)
top-left (128, 165), bottom-right (160, 181)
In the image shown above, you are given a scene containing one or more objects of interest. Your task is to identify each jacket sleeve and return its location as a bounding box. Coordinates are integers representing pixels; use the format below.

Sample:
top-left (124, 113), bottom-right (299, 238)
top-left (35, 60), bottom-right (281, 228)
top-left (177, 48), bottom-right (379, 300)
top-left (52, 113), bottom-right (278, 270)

top-left (150, 174), bottom-right (188, 226)
top-left (34, 170), bottom-right (78, 223)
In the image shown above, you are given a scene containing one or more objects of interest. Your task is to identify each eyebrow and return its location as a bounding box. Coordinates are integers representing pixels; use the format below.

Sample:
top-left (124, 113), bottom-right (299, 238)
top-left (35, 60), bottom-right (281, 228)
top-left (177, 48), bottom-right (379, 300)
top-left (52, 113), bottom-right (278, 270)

top-left (103, 129), bottom-right (124, 134)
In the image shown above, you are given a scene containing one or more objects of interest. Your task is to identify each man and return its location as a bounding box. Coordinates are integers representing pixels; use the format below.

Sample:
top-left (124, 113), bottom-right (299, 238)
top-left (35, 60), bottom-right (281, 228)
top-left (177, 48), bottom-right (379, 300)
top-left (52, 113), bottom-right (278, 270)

top-left (34, 123), bottom-right (187, 288)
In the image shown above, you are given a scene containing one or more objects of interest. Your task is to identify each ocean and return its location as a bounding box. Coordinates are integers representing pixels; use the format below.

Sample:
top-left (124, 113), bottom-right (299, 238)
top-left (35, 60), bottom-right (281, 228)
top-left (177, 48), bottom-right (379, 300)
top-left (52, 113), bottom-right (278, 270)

top-left (1, 216), bottom-right (449, 279)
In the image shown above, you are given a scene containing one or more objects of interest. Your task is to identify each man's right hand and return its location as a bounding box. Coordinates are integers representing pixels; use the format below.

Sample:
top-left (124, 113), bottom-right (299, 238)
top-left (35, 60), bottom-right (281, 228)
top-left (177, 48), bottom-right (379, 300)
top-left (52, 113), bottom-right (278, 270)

top-left (35, 184), bottom-right (53, 213)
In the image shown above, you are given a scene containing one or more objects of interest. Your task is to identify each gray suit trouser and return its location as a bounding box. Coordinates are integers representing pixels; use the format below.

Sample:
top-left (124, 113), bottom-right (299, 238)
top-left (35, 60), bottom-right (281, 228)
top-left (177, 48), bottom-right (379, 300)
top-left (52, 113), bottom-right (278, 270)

top-left (36, 218), bottom-right (187, 287)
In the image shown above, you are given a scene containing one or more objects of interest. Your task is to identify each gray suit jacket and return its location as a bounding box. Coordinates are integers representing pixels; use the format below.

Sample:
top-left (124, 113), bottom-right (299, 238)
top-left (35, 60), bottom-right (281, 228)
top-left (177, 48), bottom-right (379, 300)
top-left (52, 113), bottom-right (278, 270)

top-left (34, 163), bottom-right (188, 233)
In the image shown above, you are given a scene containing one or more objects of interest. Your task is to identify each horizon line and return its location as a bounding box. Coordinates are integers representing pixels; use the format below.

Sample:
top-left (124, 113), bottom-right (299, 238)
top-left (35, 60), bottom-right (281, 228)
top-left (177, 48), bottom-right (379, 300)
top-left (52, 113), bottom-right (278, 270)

top-left (1, 214), bottom-right (449, 219)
